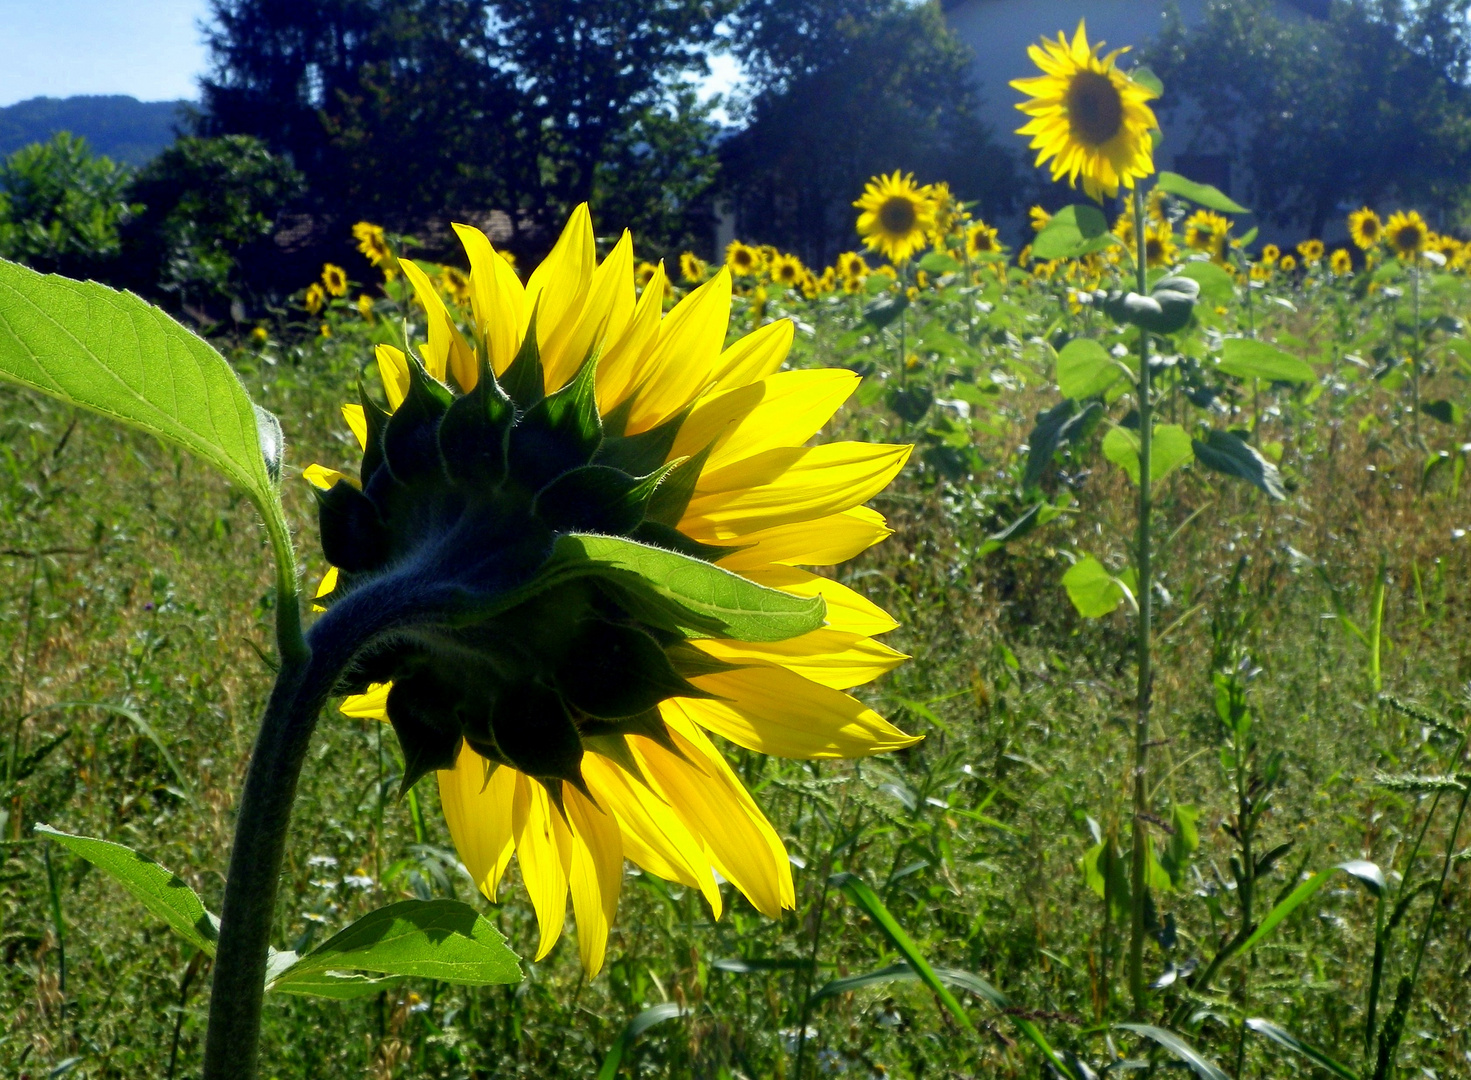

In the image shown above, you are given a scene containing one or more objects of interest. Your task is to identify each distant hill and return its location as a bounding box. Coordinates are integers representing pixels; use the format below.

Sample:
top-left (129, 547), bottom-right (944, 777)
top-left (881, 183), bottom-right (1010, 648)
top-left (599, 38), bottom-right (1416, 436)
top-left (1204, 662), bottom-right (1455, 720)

top-left (0, 96), bottom-right (190, 166)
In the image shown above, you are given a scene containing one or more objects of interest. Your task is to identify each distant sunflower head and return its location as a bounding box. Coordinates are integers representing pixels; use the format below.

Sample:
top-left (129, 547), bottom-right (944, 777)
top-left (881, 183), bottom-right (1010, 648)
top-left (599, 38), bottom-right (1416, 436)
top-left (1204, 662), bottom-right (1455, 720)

top-left (838, 251), bottom-right (870, 279)
top-left (965, 221), bottom-right (1001, 257)
top-left (771, 252), bottom-right (805, 287)
top-left (303, 282), bottom-right (326, 315)
top-left (725, 241), bottom-right (760, 277)
top-left (1348, 208), bottom-right (1382, 250)
top-left (1146, 188), bottom-right (1170, 224)
top-left (304, 206), bottom-right (917, 975)
top-left (1260, 244), bottom-right (1280, 266)
top-left (1296, 239), bottom-right (1324, 264)
top-left (1143, 222), bottom-right (1178, 268)
top-left (1249, 261), bottom-right (1273, 283)
top-left (357, 294), bottom-right (374, 322)
top-left (679, 252), bottom-right (708, 283)
top-left (353, 221), bottom-right (392, 267)
top-left (1329, 248), bottom-right (1354, 276)
top-left (1279, 254), bottom-right (1298, 273)
top-left (1184, 209), bottom-right (1231, 258)
top-left (1029, 205), bottom-right (1052, 233)
top-left (1010, 20), bottom-right (1159, 200)
top-left (854, 171), bottom-right (936, 264)
top-left (1386, 210), bottom-right (1429, 260)
top-left (439, 265), bottom-right (471, 307)
top-left (322, 263), bottom-right (349, 297)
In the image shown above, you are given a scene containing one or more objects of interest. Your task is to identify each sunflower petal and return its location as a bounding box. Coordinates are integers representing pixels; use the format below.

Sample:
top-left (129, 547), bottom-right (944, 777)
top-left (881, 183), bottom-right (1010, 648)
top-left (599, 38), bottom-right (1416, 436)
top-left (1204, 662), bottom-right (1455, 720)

top-left (695, 631), bottom-right (907, 690)
top-left (438, 750), bottom-right (517, 902)
top-left (512, 774), bottom-right (571, 961)
top-left (712, 507), bottom-right (892, 571)
top-left (525, 204), bottom-right (595, 387)
top-left (564, 785), bottom-right (623, 975)
top-left (623, 269), bottom-right (733, 432)
top-left (453, 222), bottom-right (526, 376)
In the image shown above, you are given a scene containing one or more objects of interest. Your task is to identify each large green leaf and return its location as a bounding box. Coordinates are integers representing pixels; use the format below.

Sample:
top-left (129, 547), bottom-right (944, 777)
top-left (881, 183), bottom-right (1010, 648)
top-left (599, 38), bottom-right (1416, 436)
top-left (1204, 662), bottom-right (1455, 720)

top-left (268, 899), bottom-right (521, 990)
top-left (1177, 261), bottom-right (1237, 304)
top-left (1062, 556), bottom-right (1129, 618)
top-left (35, 824), bottom-right (218, 956)
top-left (1033, 205), bottom-right (1116, 260)
top-left (1216, 338), bottom-right (1316, 384)
top-left (1102, 424), bottom-right (1194, 485)
top-left (549, 533), bottom-right (826, 642)
top-left (1192, 429), bottom-right (1286, 500)
top-left (1156, 172), bottom-right (1249, 214)
top-left (1055, 337), bottom-right (1123, 399)
top-left (0, 260), bottom-right (291, 578)
top-left (1023, 399), bottom-right (1103, 492)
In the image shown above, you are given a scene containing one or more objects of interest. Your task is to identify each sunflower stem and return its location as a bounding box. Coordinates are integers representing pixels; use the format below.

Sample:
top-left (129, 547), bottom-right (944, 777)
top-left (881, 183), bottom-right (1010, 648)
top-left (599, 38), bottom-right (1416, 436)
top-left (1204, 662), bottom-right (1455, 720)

top-left (1127, 183), bottom-right (1155, 1017)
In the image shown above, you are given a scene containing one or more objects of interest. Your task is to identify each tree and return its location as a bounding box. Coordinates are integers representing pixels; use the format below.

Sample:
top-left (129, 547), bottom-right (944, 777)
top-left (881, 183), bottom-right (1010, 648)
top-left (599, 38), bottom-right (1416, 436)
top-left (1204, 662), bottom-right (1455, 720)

top-left (0, 133), bottom-right (137, 277)
top-left (1144, 0), bottom-right (1471, 233)
top-left (720, 0), bottom-right (1015, 265)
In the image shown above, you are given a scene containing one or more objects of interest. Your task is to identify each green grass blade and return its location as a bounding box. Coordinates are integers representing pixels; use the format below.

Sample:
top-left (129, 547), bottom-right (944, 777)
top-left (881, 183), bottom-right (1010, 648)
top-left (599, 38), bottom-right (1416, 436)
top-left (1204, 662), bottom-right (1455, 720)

top-left (1246, 1018), bottom-right (1361, 1079)
top-left (596, 1002), bottom-right (687, 1080)
top-left (1118, 1023), bottom-right (1230, 1080)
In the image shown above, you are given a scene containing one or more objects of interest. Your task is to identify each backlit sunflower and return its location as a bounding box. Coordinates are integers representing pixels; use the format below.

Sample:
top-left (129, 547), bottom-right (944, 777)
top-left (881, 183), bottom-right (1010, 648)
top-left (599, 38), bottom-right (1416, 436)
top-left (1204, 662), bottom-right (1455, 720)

top-left (679, 252), bottom-right (708, 283)
top-left (965, 221), bottom-right (1001, 258)
top-left (1184, 209), bottom-right (1231, 260)
top-left (1329, 248), bottom-right (1353, 276)
top-left (304, 206), bottom-right (916, 975)
top-left (322, 263), bottom-right (349, 297)
top-left (1386, 210), bottom-right (1429, 260)
top-left (1348, 208), bottom-right (1382, 250)
top-left (854, 171), bottom-right (936, 264)
top-left (725, 241), bottom-right (761, 278)
top-left (1296, 239), bottom-right (1324, 264)
top-left (1011, 20), bottom-right (1159, 200)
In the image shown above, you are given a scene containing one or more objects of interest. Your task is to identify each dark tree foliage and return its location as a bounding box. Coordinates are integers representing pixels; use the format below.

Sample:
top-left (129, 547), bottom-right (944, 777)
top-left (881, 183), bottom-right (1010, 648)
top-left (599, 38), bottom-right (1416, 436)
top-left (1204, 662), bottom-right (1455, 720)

top-left (0, 133), bottom-right (137, 277)
top-left (1144, 0), bottom-right (1471, 233)
top-left (720, 0), bottom-right (1014, 265)
top-left (118, 135), bottom-right (305, 312)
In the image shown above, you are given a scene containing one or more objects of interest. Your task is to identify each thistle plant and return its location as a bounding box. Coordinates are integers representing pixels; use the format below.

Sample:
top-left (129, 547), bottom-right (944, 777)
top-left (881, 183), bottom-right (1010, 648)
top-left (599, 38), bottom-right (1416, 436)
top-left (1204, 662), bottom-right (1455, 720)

top-left (0, 204), bottom-right (917, 1078)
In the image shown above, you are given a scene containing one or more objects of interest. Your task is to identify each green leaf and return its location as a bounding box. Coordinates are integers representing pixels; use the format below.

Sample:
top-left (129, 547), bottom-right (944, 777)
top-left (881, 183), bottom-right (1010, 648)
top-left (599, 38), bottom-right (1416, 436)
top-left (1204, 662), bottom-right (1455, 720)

top-left (596, 1003), bottom-right (688, 1080)
top-left (1033, 205), bottom-right (1116, 260)
top-left (1245, 1018), bottom-right (1361, 1080)
top-left (1118, 1024), bottom-right (1230, 1080)
top-left (1160, 804), bottom-right (1200, 888)
top-left (864, 291), bottom-right (909, 329)
top-left (1023, 399), bottom-right (1103, 491)
top-left (917, 251), bottom-right (961, 275)
top-left (1216, 338), bottom-right (1315, 384)
top-left (269, 899), bottom-right (521, 990)
top-left (0, 260), bottom-right (292, 589)
top-left (1062, 556), bottom-right (1127, 618)
top-left (809, 962), bottom-right (1008, 1009)
top-left (548, 534), bottom-right (826, 642)
top-left (1102, 424), bottom-right (1193, 486)
top-left (1056, 338), bottom-right (1123, 399)
top-left (1156, 172), bottom-right (1249, 214)
top-left (269, 968), bottom-right (397, 1000)
top-left (1421, 398), bottom-right (1462, 425)
top-left (1098, 276), bottom-right (1200, 335)
top-left (1239, 860), bottom-right (1383, 953)
top-left (1192, 429), bottom-right (1286, 500)
top-left (1130, 65), bottom-right (1164, 97)
top-left (34, 824), bottom-right (217, 957)
top-left (1177, 261), bottom-right (1236, 304)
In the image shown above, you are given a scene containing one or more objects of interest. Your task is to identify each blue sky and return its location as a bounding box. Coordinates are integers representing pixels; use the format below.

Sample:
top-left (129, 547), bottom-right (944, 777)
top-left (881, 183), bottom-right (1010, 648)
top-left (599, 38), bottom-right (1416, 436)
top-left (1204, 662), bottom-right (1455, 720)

top-left (0, 0), bottom-right (741, 109)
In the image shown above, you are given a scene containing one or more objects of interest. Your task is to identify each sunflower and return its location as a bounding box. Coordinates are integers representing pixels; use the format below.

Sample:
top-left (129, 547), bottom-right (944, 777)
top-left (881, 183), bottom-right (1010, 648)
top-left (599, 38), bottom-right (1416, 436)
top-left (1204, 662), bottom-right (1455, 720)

top-left (1112, 208), bottom-right (1138, 249)
top-left (838, 251), bottom-right (870, 280)
top-left (1146, 187), bottom-right (1169, 224)
top-left (1249, 261), bottom-right (1273, 283)
top-left (854, 171), bottom-right (936, 264)
top-left (725, 241), bottom-right (761, 277)
top-left (250, 325), bottom-right (268, 344)
top-left (353, 221), bottom-right (392, 266)
top-left (304, 206), bottom-right (916, 974)
top-left (1279, 254), bottom-right (1298, 272)
top-left (303, 282), bottom-right (326, 315)
top-left (1143, 222), bottom-right (1178, 268)
top-left (1329, 248), bottom-right (1353, 275)
top-left (771, 253), bottom-right (805, 288)
top-left (1296, 239), bottom-right (1324, 264)
top-left (357, 294), bottom-right (375, 322)
top-left (1386, 210), bottom-right (1429, 261)
top-left (679, 252), bottom-right (708, 283)
top-left (1011, 20), bottom-right (1159, 201)
top-left (1260, 244), bottom-right (1280, 267)
top-left (321, 263), bottom-right (349, 297)
top-left (1184, 209), bottom-right (1231, 260)
top-left (1348, 208), bottom-right (1382, 250)
top-left (1029, 206), bottom-right (1052, 233)
top-left (965, 221), bottom-right (1002, 258)
top-left (440, 265), bottom-right (472, 307)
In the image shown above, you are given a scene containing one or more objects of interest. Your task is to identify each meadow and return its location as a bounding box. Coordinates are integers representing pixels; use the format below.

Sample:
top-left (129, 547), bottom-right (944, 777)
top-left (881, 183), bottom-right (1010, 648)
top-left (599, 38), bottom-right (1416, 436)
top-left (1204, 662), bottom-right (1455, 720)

top-left (2, 165), bottom-right (1469, 1080)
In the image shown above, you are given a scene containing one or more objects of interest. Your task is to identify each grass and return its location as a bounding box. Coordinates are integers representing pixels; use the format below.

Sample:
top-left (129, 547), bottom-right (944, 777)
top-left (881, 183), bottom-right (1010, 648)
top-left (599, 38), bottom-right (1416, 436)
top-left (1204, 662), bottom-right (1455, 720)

top-left (3, 243), bottom-right (1471, 1079)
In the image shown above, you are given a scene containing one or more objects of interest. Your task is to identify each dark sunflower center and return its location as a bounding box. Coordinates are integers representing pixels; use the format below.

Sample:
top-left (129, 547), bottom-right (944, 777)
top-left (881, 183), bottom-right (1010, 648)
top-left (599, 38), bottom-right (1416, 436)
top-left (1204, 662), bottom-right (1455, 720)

top-left (1067, 70), bottom-right (1125, 146)
top-left (1396, 226), bottom-right (1422, 250)
top-left (1363, 221), bottom-right (1380, 238)
top-left (1145, 237), bottom-right (1163, 260)
top-left (879, 196), bottom-right (918, 236)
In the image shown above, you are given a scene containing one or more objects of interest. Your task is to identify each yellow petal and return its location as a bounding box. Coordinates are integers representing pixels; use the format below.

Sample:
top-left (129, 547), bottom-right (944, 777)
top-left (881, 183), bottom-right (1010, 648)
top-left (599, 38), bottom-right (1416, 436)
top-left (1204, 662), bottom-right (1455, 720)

top-left (564, 785), bottom-right (623, 975)
top-left (453, 222), bottom-right (525, 376)
top-left (339, 682), bottom-right (390, 719)
top-left (512, 774), bottom-right (571, 961)
top-left (695, 631), bottom-right (906, 690)
top-left (633, 715), bottom-right (793, 916)
top-left (622, 269), bottom-right (732, 433)
top-left (679, 666), bottom-right (919, 759)
top-left (303, 464), bottom-right (347, 490)
top-left (741, 565), bottom-right (900, 636)
top-left (310, 565), bottom-right (339, 612)
top-left (398, 259), bottom-right (475, 389)
top-left (683, 443), bottom-right (911, 538)
top-left (437, 750), bottom-right (517, 902)
top-left (596, 261), bottom-right (667, 414)
top-left (342, 404), bottom-right (368, 450)
top-left (711, 507), bottom-right (892, 572)
top-left (375, 344), bottom-right (410, 410)
top-left (582, 753), bottom-right (722, 917)
top-left (708, 318), bottom-right (793, 393)
top-left (547, 230), bottom-right (636, 393)
top-left (706, 370), bottom-right (859, 470)
top-left (524, 204), bottom-right (594, 389)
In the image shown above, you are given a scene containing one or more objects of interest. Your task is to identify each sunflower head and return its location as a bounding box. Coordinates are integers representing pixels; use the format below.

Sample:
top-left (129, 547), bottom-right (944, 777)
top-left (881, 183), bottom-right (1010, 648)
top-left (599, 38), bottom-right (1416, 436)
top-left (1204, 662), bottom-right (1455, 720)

top-left (357, 294), bottom-right (374, 322)
top-left (1260, 243), bottom-right (1280, 266)
top-left (439, 265), bottom-right (471, 306)
top-left (838, 251), bottom-right (870, 279)
top-left (303, 282), bottom-right (326, 315)
top-left (679, 252), bottom-right (708, 283)
top-left (1386, 210), bottom-right (1429, 260)
top-left (854, 171), bottom-right (936, 264)
top-left (725, 240), bottom-right (760, 277)
top-left (306, 206), bottom-right (917, 972)
top-left (1184, 209), bottom-right (1231, 259)
top-left (1029, 205), bottom-right (1053, 233)
top-left (1011, 20), bottom-right (1159, 200)
top-left (965, 222), bottom-right (1001, 258)
top-left (353, 221), bottom-right (392, 266)
top-left (1329, 248), bottom-right (1353, 276)
top-left (322, 263), bottom-right (349, 297)
top-left (1279, 253), bottom-right (1298, 272)
top-left (1296, 239), bottom-right (1324, 264)
top-left (771, 252), bottom-right (805, 287)
top-left (1348, 208), bottom-right (1382, 250)
top-left (1143, 222), bottom-right (1177, 268)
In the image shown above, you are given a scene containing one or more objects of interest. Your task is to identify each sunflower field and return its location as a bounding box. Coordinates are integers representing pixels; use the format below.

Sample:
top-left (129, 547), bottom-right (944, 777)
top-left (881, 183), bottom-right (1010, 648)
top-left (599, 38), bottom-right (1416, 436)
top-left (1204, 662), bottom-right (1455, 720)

top-left (3, 19), bottom-right (1471, 1080)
